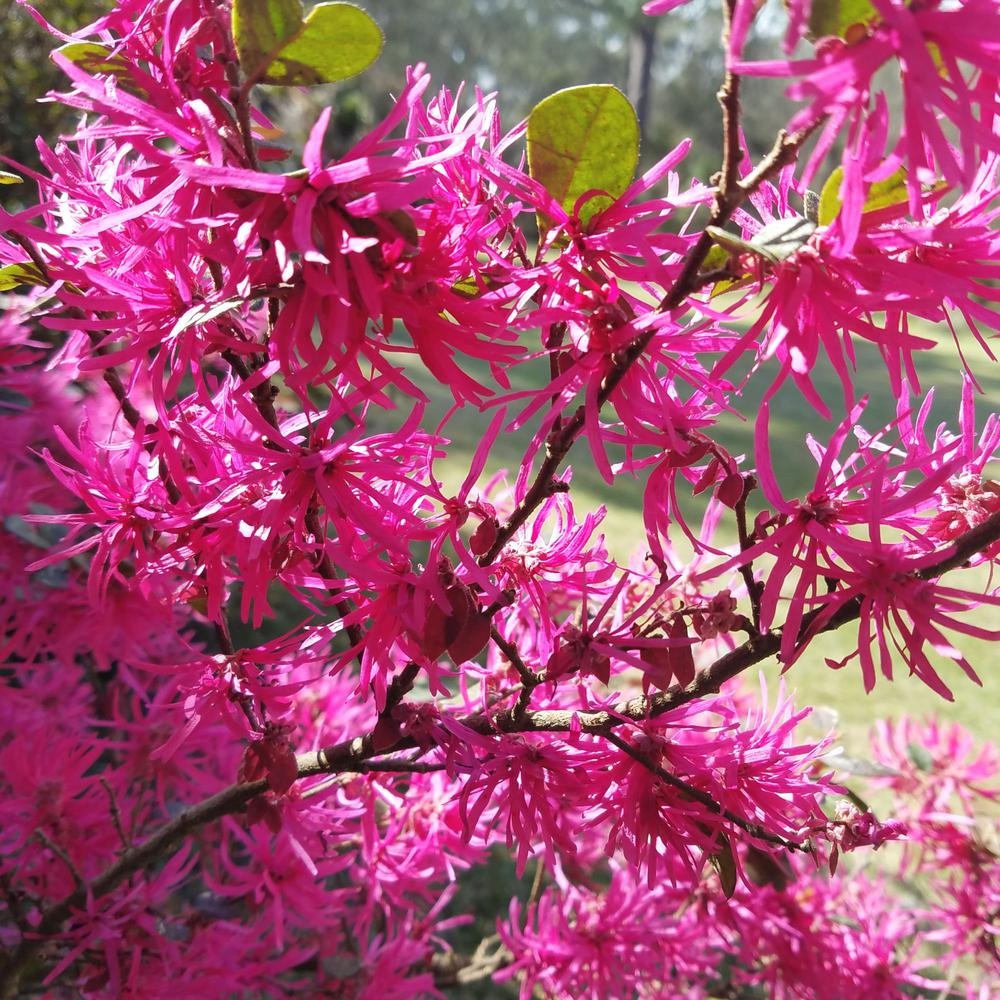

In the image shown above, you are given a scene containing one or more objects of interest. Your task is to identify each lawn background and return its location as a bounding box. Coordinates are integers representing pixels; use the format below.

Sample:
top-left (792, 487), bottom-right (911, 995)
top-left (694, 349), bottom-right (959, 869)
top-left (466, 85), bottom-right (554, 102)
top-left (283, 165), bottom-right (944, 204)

top-left (378, 316), bottom-right (1000, 756)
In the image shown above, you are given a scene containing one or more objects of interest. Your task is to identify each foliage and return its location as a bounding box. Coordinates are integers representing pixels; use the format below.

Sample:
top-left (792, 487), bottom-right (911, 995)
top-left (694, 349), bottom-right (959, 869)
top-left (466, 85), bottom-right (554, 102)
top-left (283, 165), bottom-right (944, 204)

top-left (0, 0), bottom-right (106, 170)
top-left (1, 0), bottom-right (999, 996)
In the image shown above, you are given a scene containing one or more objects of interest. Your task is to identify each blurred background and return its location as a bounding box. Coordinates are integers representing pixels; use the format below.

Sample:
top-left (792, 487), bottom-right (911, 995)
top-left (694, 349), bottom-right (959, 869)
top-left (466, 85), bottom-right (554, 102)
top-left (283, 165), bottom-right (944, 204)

top-left (2, 0), bottom-right (795, 179)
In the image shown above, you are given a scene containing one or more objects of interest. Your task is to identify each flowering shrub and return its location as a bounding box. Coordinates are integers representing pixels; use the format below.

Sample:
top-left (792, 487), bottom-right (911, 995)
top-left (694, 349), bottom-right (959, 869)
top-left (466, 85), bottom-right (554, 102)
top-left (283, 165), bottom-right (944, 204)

top-left (1, 0), bottom-right (999, 995)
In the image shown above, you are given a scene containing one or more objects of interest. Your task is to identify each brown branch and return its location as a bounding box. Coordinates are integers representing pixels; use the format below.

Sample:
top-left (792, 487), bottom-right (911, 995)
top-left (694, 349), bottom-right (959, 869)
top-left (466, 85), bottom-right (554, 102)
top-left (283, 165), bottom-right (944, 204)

top-left (99, 778), bottom-right (131, 850)
top-left (479, 53), bottom-right (823, 569)
top-left (225, 60), bottom-right (259, 171)
top-left (33, 832), bottom-right (86, 892)
top-left (734, 477), bottom-right (763, 632)
top-left (490, 627), bottom-right (538, 688)
top-left (9, 508), bottom-right (999, 998)
top-left (718, 0), bottom-right (743, 200)
top-left (0, 778), bottom-right (266, 999)
top-left (602, 731), bottom-right (805, 853)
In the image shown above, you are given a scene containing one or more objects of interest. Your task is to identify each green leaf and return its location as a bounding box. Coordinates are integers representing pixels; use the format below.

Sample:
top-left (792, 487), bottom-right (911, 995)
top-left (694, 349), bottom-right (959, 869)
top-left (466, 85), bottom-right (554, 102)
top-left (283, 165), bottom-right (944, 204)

top-left (52, 42), bottom-right (147, 96)
top-left (171, 296), bottom-right (246, 336)
top-left (751, 216), bottom-right (816, 262)
top-left (698, 244), bottom-right (751, 299)
top-left (0, 171), bottom-right (22, 185)
top-left (807, 0), bottom-right (879, 40)
top-left (817, 167), bottom-right (845, 227)
top-left (0, 262), bottom-right (47, 292)
top-left (706, 215), bottom-right (816, 267)
top-left (451, 277), bottom-right (481, 299)
top-left (234, 0), bottom-right (383, 87)
top-left (526, 84), bottom-right (639, 237)
top-left (822, 748), bottom-right (900, 777)
top-left (233, 0), bottom-right (303, 80)
top-left (708, 834), bottom-right (738, 899)
top-left (907, 743), bottom-right (935, 773)
top-left (818, 165), bottom-right (910, 226)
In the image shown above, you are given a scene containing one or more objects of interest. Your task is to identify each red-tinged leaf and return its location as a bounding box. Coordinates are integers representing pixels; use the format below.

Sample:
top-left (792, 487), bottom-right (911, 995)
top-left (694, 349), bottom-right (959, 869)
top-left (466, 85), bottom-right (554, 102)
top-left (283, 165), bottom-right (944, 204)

top-left (420, 600), bottom-right (450, 660)
top-left (546, 643), bottom-right (577, 680)
top-left (588, 652), bottom-right (612, 686)
top-left (668, 616), bottom-right (696, 688)
top-left (238, 744), bottom-right (266, 784)
top-left (716, 472), bottom-right (746, 508)
top-left (266, 744), bottom-right (298, 794)
top-left (745, 845), bottom-right (793, 891)
top-left (247, 797), bottom-right (283, 834)
top-left (665, 440), bottom-right (711, 469)
top-left (448, 609), bottom-right (491, 665)
top-left (469, 516), bottom-right (498, 556)
top-left (692, 457), bottom-right (721, 497)
top-left (372, 713), bottom-right (402, 751)
top-left (829, 842), bottom-right (840, 876)
top-left (640, 646), bottom-right (674, 692)
top-left (442, 584), bottom-right (473, 648)
top-left (420, 581), bottom-right (476, 661)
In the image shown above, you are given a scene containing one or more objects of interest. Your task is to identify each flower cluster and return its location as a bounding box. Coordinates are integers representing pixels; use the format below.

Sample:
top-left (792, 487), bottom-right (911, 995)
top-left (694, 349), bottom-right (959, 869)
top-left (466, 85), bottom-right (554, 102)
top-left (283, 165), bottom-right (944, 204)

top-left (1, 0), bottom-right (999, 996)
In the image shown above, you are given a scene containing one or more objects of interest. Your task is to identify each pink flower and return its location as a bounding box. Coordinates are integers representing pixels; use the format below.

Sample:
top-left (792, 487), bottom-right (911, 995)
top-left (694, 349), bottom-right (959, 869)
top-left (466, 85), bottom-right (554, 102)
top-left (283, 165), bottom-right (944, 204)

top-left (734, 0), bottom-right (1000, 199)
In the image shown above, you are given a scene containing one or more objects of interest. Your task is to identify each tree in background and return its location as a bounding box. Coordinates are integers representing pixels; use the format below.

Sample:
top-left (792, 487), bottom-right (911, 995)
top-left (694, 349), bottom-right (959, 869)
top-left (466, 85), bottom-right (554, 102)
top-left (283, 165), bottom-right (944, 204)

top-left (1, 0), bottom-right (999, 997)
top-left (257, 0), bottom-right (792, 181)
top-left (0, 0), bottom-right (106, 170)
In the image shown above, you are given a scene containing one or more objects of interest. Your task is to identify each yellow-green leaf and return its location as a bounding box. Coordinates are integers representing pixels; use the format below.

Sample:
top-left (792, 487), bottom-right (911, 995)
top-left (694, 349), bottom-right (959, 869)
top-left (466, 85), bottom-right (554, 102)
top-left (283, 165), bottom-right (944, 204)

top-left (700, 244), bottom-right (731, 273)
top-left (817, 167), bottom-right (844, 226)
top-left (526, 84), bottom-right (639, 237)
top-left (451, 277), bottom-right (481, 299)
top-left (53, 42), bottom-right (150, 98)
top-left (235, 0), bottom-right (383, 87)
top-left (699, 244), bottom-right (750, 298)
top-left (55, 41), bottom-right (123, 74)
top-left (0, 262), bottom-right (47, 292)
top-left (233, 0), bottom-right (304, 80)
top-left (807, 0), bottom-right (879, 40)
top-left (0, 171), bottom-right (22, 185)
top-left (818, 165), bottom-right (910, 226)
top-left (862, 168), bottom-right (910, 214)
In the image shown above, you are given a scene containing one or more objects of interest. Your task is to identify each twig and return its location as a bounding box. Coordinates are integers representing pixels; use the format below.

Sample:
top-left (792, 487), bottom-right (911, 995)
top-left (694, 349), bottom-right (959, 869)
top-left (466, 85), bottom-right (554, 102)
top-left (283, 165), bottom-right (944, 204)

top-left (0, 873), bottom-right (30, 933)
top-left (224, 60), bottom-right (259, 171)
top-left (602, 731), bottom-right (805, 852)
top-left (479, 49), bottom-right (823, 569)
top-left (33, 831), bottom-right (86, 891)
top-left (527, 857), bottom-right (547, 908)
top-left (489, 627), bottom-right (541, 723)
top-left (489, 627), bottom-right (538, 687)
top-left (6, 507), bottom-right (999, 997)
top-left (733, 477), bottom-right (763, 632)
top-left (432, 935), bottom-right (510, 988)
top-left (99, 778), bottom-right (130, 850)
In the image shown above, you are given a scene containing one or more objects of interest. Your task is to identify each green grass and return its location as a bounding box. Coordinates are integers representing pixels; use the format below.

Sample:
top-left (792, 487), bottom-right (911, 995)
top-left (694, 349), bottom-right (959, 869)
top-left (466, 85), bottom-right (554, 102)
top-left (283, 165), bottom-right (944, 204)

top-left (384, 319), bottom-right (1000, 757)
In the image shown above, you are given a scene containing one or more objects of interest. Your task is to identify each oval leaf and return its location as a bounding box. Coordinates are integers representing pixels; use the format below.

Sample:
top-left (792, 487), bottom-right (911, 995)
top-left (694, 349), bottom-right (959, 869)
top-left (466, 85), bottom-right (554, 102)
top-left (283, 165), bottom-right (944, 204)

top-left (807, 0), bottom-right (878, 40)
top-left (267, 2), bottom-right (382, 86)
top-left (237, 1), bottom-right (383, 87)
top-left (527, 84), bottom-right (639, 236)
top-left (750, 215), bottom-right (816, 263)
top-left (233, 0), bottom-right (304, 81)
